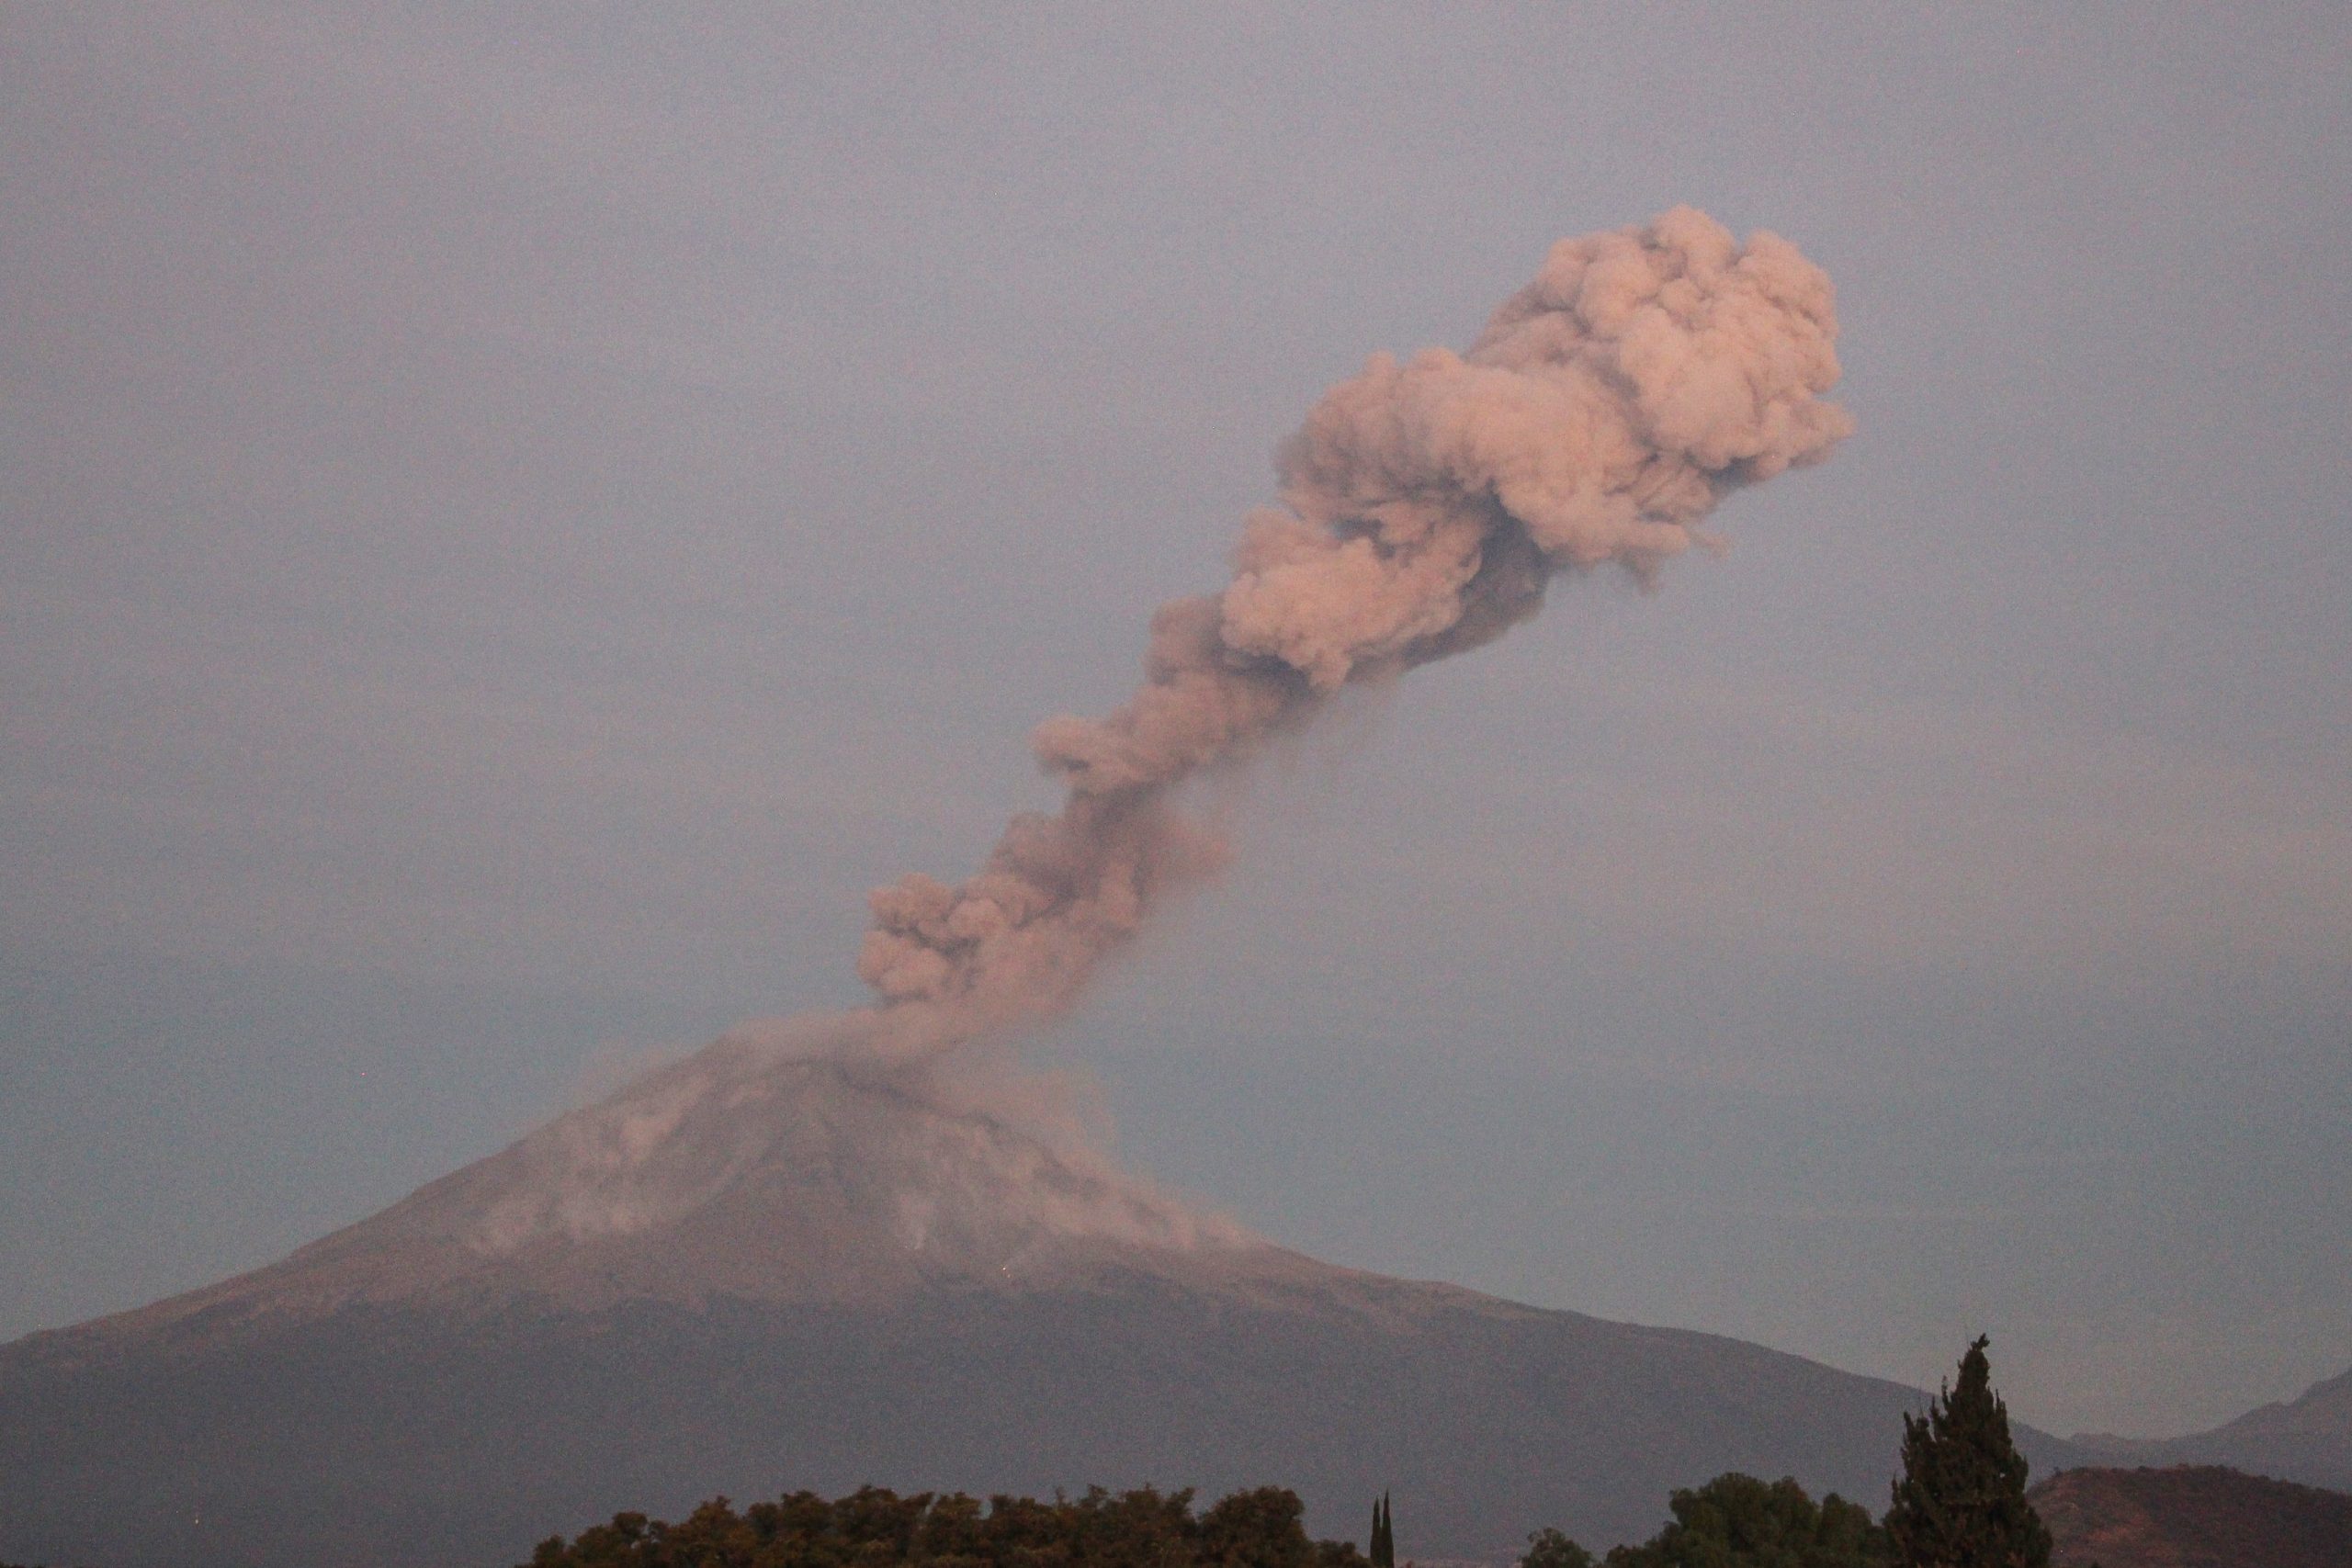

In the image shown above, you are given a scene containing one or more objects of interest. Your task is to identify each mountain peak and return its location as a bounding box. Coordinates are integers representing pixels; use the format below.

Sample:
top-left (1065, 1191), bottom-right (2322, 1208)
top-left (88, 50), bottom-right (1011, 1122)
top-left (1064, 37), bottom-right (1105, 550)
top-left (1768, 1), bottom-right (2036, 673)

top-left (88, 1016), bottom-right (1285, 1343)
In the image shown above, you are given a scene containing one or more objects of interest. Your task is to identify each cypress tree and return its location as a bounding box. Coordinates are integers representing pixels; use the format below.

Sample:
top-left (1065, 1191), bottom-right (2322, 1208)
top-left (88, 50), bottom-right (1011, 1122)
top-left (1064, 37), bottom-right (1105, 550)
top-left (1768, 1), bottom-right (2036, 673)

top-left (1369, 1494), bottom-right (1393, 1568)
top-left (1885, 1336), bottom-right (2052, 1568)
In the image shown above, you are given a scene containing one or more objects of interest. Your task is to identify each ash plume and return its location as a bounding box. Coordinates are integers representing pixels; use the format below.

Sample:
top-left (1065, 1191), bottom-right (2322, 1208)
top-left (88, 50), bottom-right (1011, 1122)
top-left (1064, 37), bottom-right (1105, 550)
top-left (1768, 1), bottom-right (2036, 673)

top-left (21, 209), bottom-right (1858, 1323)
top-left (855, 208), bottom-right (1849, 1055)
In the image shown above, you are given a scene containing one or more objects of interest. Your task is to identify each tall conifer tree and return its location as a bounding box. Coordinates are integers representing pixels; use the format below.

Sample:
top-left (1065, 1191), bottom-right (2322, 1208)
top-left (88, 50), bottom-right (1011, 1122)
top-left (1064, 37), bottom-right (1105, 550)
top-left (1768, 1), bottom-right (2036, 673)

top-left (1885, 1337), bottom-right (2052, 1568)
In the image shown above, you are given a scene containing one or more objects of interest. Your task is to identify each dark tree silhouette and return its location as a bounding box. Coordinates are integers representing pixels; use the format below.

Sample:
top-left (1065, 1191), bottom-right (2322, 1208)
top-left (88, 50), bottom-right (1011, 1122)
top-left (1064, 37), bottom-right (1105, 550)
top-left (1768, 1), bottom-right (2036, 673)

top-left (523, 1483), bottom-right (1371, 1568)
top-left (1884, 1337), bottom-right (2052, 1568)
top-left (1519, 1524), bottom-right (1596, 1568)
top-left (1605, 1472), bottom-right (1886, 1567)
top-left (1521, 1473), bottom-right (1883, 1568)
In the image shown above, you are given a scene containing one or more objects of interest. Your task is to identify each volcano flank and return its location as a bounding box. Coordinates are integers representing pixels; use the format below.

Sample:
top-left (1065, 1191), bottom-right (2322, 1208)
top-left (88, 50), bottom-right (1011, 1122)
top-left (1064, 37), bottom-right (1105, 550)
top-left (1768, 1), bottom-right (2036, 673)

top-left (0, 1021), bottom-right (2087, 1568)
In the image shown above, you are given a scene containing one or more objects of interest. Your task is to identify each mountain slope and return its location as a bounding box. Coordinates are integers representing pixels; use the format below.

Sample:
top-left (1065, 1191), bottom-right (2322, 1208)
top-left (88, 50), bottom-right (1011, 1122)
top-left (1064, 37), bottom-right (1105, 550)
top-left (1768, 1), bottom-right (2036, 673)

top-left (0, 1021), bottom-right (2084, 1568)
top-left (79, 1016), bottom-right (1272, 1337)
top-left (2073, 1368), bottom-right (2352, 1494)
top-left (2032, 1465), bottom-right (2352, 1568)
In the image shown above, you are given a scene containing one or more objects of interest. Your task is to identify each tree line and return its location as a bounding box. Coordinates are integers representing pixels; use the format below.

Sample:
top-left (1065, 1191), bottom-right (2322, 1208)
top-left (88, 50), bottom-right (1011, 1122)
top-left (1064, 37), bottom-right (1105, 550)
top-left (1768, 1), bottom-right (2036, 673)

top-left (0, 1338), bottom-right (2059, 1568)
top-left (519, 1337), bottom-right (2055, 1568)
top-left (519, 1481), bottom-right (1364, 1568)
top-left (1522, 1335), bottom-right (2056, 1567)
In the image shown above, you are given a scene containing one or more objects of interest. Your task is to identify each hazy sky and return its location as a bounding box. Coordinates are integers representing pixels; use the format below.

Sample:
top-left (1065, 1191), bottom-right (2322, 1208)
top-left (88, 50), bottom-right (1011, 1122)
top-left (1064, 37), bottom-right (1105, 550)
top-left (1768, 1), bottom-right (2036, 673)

top-left (4, 5), bottom-right (2346, 1440)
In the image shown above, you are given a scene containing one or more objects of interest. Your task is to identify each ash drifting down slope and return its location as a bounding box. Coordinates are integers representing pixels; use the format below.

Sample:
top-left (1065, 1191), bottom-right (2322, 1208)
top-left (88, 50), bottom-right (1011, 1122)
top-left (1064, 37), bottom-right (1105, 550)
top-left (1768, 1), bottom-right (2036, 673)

top-left (2, 212), bottom-right (1902, 1568)
top-left (86, 1016), bottom-right (1283, 1338)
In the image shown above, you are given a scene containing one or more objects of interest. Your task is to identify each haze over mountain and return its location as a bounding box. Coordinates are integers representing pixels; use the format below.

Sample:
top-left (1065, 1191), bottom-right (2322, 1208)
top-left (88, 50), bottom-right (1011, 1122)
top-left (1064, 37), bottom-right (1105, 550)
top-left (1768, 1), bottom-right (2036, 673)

top-left (0, 1024), bottom-right (2085, 1568)
top-left (2073, 1369), bottom-right (2352, 1495)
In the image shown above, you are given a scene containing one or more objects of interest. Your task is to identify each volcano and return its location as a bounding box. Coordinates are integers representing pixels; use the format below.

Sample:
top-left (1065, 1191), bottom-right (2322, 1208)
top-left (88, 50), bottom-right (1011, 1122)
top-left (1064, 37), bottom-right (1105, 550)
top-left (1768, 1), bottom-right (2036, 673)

top-left (0, 1020), bottom-right (2085, 1568)
top-left (0, 207), bottom-right (1911, 1568)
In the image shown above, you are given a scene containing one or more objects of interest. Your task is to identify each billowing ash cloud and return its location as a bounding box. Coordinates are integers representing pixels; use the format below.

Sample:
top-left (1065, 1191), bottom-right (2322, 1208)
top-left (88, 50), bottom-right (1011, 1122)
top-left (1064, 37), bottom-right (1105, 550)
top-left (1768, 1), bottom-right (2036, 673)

top-left (858, 208), bottom-right (1850, 1054)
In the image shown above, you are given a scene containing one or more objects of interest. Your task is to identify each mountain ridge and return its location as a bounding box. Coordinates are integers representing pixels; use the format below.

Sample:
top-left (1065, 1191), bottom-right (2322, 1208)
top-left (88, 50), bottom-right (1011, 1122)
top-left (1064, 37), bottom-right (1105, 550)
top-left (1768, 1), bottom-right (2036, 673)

top-left (36, 1016), bottom-right (1294, 1349)
top-left (2070, 1368), bottom-right (2352, 1495)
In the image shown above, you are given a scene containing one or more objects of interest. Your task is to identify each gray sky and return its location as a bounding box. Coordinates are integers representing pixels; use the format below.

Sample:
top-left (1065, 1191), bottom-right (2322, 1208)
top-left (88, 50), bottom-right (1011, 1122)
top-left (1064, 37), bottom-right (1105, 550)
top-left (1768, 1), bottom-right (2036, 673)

top-left (3, 4), bottom-right (2346, 1440)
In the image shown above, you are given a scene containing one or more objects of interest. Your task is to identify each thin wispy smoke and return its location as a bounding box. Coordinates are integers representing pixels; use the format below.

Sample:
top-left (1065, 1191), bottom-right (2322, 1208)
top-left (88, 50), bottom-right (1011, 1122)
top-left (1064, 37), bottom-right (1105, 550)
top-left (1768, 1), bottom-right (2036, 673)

top-left (858, 208), bottom-right (1850, 1054)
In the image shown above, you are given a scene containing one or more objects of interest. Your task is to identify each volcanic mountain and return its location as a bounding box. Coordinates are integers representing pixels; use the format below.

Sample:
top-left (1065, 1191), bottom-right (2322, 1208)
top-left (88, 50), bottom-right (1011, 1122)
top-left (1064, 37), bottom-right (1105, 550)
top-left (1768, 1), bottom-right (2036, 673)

top-left (1, 1020), bottom-right (2082, 1568)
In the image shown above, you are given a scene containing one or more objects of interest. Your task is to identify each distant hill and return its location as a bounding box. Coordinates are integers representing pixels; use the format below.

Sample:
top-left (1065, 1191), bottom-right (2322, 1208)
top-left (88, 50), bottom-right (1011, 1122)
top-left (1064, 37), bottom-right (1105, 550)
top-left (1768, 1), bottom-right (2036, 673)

top-left (0, 1022), bottom-right (2086, 1568)
top-left (2074, 1367), bottom-right (2352, 1494)
top-left (2031, 1464), bottom-right (2352, 1568)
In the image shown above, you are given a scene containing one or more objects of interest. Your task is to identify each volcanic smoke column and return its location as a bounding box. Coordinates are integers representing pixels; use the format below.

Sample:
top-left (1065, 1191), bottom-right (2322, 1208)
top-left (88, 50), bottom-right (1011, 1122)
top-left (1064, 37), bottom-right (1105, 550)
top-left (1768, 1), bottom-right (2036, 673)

top-left (858, 207), bottom-right (1852, 1051)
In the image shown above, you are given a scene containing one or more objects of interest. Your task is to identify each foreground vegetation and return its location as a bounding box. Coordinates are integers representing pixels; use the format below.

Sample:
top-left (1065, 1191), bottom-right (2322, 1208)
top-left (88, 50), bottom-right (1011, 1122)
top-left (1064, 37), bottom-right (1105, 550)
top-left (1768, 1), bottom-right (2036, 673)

top-left (1522, 1472), bottom-right (1888, 1568)
top-left (1516, 1335), bottom-right (2052, 1568)
top-left (520, 1483), bottom-right (1366, 1568)
top-left (523, 1338), bottom-right (2052, 1568)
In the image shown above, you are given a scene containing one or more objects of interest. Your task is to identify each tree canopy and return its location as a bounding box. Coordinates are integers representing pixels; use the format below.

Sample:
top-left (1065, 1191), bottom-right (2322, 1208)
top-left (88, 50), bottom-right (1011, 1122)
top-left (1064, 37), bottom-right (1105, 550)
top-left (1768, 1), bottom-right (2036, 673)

top-left (1883, 1336), bottom-right (2052, 1568)
top-left (521, 1483), bottom-right (1370, 1568)
top-left (1520, 1472), bottom-right (1888, 1568)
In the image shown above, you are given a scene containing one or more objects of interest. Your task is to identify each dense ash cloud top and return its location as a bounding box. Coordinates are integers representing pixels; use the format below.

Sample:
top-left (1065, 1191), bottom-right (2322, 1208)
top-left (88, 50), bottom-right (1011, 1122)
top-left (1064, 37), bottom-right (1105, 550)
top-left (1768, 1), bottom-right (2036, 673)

top-left (858, 208), bottom-right (1850, 1051)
